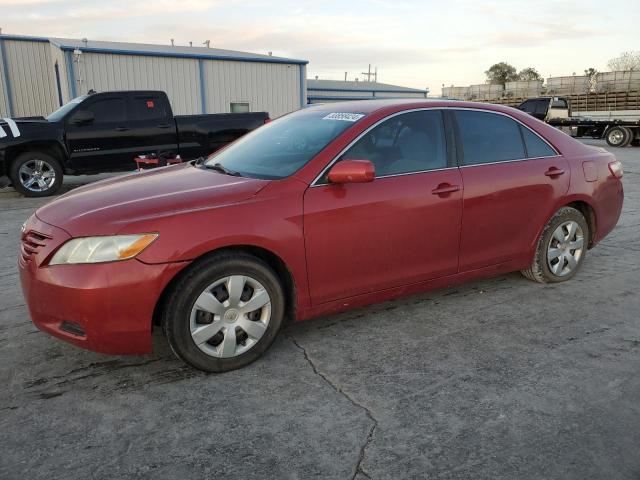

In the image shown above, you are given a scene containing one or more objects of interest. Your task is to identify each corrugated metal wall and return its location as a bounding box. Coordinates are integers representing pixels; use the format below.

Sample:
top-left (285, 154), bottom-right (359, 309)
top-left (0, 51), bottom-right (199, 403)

top-left (0, 45), bottom-right (8, 116)
top-left (309, 89), bottom-right (372, 98)
top-left (373, 91), bottom-right (426, 99)
top-left (203, 60), bottom-right (301, 118)
top-left (78, 53), bottom-right (201, 115)
top-left (2, 39), bottom-right (58, 116)
top-left (0, 37), bottom-right (305, 118)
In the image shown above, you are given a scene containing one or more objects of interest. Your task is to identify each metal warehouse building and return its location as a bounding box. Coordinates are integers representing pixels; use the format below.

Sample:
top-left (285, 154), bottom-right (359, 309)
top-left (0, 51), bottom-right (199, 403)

top-left (0, 34), bottom-right (307, 118)
top-left (307, 79), bottom-right (428, 104)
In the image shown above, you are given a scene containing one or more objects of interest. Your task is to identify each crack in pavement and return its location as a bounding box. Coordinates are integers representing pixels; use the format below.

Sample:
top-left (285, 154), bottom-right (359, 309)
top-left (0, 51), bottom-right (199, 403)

top-left (287, 335), bottom-right (377, 480)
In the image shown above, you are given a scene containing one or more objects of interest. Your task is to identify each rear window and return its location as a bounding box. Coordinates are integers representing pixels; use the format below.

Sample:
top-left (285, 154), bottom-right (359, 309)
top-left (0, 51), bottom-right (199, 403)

top-left (131, 96), bottom-right (169, 121)
top-left (455, 110), bottom-right (525, 165)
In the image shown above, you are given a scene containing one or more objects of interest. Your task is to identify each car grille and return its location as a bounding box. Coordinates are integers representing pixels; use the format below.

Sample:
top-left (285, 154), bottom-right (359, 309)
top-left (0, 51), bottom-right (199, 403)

top-left (20, 230), bottom-right (52, 264)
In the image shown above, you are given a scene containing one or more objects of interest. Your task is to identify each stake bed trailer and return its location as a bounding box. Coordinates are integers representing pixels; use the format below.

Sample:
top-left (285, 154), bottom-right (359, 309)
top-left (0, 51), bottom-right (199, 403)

top-left (517, 96), bottom-right (640, 147)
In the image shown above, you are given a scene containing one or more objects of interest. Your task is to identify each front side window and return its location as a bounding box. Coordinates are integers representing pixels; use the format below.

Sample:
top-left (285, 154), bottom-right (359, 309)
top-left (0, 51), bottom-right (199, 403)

top-left (205, 108), bottom-right (363, 179)
top-left (534, 99), bottom-right (549, 115)
top-left (338, 110), bottom-right (446, 177)
top-left (84, 98), bottom-right (127, 124)
top-left (455, 110), bottom-right (525, 165)
top-left (519, 100), bottom-right (535, 113)
top-left (46, 95), bottom-right (88, 122)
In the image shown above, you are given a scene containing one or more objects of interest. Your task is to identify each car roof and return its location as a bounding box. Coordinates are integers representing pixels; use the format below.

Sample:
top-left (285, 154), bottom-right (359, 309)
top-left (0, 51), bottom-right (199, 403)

top-left (307, 98), bottom-right (523, 116)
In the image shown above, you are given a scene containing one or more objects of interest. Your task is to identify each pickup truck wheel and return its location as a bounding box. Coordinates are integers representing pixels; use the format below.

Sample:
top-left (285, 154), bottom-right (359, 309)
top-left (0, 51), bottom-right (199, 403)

top-left (9, 151), bottom-right (63, 197)
top-left (521, 207), bottom-right (589, 283)
top-left (162, 252), bottom-right (285, 372)
top-left (605, 126), bottom-right (629, 147)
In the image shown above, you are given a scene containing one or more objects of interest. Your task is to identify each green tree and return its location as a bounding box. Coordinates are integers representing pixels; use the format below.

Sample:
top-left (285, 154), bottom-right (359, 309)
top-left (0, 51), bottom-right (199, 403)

top-left (485, 62), bottom-right (518, 85)
top-left (517, 67), bottom-right (542, 81)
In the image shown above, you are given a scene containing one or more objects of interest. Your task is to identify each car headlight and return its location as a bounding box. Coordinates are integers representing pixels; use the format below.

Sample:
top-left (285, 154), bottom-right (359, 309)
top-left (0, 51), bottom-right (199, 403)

top-left (49, 234), bottom-right (158, 265)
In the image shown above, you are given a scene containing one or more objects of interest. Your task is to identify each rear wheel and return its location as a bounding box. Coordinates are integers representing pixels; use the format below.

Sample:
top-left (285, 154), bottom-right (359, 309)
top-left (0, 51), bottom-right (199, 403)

top-left (162, 252), bottom-right (285, 372)
top-left (605, 126), bottom-right (630, 147)
top-left (521, 207), bottom-right (589, 283)
top-left (9, 151), bottom-right (63, 197)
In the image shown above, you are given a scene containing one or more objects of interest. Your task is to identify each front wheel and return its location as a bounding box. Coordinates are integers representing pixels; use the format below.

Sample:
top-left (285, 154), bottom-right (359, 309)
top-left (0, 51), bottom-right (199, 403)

top-left (521, 207), bottom-right (589, 283)
top-left (161, 252), bottom-right (285, 372)
top-left (9, 151), bottom-right (63, 197)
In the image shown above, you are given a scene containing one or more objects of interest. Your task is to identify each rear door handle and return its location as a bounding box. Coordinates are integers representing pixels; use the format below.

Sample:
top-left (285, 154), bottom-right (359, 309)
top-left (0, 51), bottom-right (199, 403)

top-left (431, 183), bottom-right (460, 196)
top-left (114, 126), bottom-right (130, 132)
top-left (544, 167), bottom-right (565, 177)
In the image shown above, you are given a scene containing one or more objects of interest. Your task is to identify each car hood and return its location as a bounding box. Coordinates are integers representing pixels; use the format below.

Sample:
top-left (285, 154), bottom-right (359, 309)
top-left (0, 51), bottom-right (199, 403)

top-left (36, 163), bottom-right (270, 236)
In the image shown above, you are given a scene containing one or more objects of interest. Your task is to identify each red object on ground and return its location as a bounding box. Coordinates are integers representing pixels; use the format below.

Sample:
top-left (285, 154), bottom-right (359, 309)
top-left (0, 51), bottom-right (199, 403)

top-left (134, 155), bottom-right (183, 171)
top-left (19, 100), bottom-right (624, 356)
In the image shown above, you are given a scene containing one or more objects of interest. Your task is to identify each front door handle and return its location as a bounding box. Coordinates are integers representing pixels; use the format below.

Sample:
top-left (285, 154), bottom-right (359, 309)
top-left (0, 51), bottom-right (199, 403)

top-left (114, 126), bottom-right (130, 132)
top-left (156, 123), bottom-right (171, 129)
top-left (431, 183), bottom-right (460, 196)
top-left (544, 167), bottom-right (565, 177)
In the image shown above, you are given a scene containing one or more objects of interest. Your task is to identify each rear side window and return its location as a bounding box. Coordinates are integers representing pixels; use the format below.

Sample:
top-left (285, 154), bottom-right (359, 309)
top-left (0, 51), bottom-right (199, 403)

top-left (342, 110), bottom-right (446, 177)
top-left (520, 126), bottom-right (557, 158)
top-left (519, 100), bottom-right (535, 113)
top-left (550, 98), bottom-right (568, 109)
top-left (84, 98), bottom-right (127, 124)
top-left (534, 99), bottom-right (548, 115)
top-left (131, 96), bottom-right (168, 121)
top-left (455, 110), bottom-right (525, 165)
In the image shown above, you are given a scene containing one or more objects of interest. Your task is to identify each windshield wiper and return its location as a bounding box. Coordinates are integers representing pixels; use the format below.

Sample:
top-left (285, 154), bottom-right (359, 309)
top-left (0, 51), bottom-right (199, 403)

top-left (203, 162), bottom-right (242, 177)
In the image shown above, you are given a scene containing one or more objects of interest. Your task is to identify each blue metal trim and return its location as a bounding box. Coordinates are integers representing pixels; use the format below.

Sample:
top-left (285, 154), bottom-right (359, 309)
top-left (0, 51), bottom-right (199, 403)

top-left (0, 34), bottom-right (50, 43)
top-left (299, 64), bottom-right (305, 108)
top-left (65, 50), bottom-right (77, 98)
top-left (0, 38), bottom-right (14, 116)
top-left (198, 59), bottom-right (207, 114)
top-left (307, 86), bottom-right (427, 94)
top-left (54, 62), bottom-right (64, 106)
top-left (58, 45), bottom-right (308, 65)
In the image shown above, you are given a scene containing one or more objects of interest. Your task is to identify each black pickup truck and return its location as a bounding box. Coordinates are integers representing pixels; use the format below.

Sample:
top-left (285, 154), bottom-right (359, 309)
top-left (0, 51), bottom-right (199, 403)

top-left (0, 90), bottom-right (269, 196)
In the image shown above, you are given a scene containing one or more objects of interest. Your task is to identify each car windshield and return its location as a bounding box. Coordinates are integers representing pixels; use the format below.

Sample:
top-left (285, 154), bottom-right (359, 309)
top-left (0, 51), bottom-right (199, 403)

top-left (204, 108), bottom-right (365, 179)
top-left (46, 95), bottom-right (88, 122)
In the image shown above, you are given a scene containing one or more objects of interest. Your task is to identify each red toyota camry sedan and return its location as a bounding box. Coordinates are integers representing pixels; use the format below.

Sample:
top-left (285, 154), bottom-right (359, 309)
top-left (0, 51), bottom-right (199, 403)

top-left (19, 100), bottom-right (623, 372)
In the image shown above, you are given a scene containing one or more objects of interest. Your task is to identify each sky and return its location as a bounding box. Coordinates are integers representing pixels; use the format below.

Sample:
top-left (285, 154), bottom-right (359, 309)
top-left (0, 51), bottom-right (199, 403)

top-left (0, 0), bottom-right (638, 95)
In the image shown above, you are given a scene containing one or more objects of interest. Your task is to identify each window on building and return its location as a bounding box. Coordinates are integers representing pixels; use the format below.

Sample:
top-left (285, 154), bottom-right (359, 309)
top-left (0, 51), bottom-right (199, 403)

top-left (340, 110), bottom-right (446, 177)
top-left (231, 102), bottom-right (250, 113)
top-left (455, 110), bottom-right (525, 165)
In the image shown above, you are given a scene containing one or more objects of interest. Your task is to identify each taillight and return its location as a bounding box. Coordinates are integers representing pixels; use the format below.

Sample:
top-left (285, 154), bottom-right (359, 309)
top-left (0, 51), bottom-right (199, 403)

top-left (608, 160), bottom-right (623, 179)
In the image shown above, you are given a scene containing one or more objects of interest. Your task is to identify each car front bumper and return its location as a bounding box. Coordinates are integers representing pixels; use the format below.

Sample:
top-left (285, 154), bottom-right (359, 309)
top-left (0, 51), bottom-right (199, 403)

top-left (19, 214), bottom-right (187, 355)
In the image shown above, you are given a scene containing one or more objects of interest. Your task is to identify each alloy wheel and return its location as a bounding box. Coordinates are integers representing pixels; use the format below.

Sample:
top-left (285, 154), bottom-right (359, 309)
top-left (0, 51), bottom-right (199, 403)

top-left (547, 220), bottom-right (584, 277)
top-left (18, 159), bottom-right (57, 192)
top-left (189, 275), bottom-right (272, 358)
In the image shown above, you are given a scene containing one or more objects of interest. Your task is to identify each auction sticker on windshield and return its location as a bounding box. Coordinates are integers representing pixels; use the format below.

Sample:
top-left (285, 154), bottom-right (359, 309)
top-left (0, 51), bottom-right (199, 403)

top-left (322, 113), bottom-right (365, 122)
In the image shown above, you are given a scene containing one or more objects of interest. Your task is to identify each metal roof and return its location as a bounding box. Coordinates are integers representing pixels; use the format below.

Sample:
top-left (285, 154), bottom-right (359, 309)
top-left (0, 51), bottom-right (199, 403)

top-left (0, 34), bottom-right (308, 65)
top-left (307, 79), bottom-right (427, 94)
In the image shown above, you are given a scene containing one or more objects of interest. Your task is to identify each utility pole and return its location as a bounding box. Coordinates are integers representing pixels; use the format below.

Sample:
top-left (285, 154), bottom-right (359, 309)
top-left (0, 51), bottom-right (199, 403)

top-left (344, 72), bottom-right (348, 82)
top-left (361, 64), bottom-right (375, 82)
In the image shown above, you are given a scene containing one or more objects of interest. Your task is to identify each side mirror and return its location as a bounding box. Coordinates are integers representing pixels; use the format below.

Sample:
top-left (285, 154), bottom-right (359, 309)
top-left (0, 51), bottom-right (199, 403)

top-left (327, 159), bottom-right (375, 184)
top-left (70, 110), bottom-right (95, 125)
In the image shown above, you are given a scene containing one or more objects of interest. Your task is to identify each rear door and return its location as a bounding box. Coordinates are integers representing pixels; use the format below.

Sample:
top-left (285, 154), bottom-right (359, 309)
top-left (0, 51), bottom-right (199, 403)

top-left (125, 93), bottom-right (178, 163)
top-left (453, 109), bottom-right (569, 271)
top-left (66, 94), bottom-right (131, 171)
top-left (303, 109), bottom-right (463, 304)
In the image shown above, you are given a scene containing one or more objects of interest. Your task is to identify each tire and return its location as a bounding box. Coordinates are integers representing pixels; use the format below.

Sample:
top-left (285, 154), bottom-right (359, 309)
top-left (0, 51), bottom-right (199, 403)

top-left (620, 127), bottom-right (633, 147)
top-left (9, 151), bottom-right (63, 197)
top-left (605, 126), bottom-right (629, 147)
top-left (521, 207), bottom-right (589, 283)
top-left (161, 252), bottom-right (285, 372)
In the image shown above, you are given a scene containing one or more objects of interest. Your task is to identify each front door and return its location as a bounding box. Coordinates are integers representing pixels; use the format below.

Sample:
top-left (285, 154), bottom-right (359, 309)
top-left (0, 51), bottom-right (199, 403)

top-left (303, 109), bottom-right (463, 305)
top-left (452, 109), bottom-right (570, 271)
top-left (66, 94), bottom-right (131, 171)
